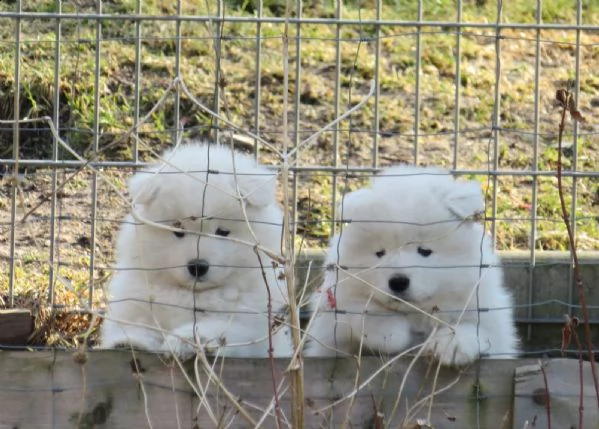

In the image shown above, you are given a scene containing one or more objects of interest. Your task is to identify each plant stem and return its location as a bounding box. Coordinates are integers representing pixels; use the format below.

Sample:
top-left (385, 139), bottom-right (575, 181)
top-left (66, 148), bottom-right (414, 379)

top-left (556, 90), bottom-right (599, 406)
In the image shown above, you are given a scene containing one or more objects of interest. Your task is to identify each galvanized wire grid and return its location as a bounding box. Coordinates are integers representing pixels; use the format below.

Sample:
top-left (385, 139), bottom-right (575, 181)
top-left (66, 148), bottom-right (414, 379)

top-left (0, 2), bottom-right (596, 332)
top-left (0, 1), bottom-right (597, 428)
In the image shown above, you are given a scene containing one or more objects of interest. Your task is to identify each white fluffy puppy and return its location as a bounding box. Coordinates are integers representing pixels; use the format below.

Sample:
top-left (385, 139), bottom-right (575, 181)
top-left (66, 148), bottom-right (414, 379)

top-left (100, 142), bottom-right (292, 358)
top-left (305, 166), bottom-right (519, 366)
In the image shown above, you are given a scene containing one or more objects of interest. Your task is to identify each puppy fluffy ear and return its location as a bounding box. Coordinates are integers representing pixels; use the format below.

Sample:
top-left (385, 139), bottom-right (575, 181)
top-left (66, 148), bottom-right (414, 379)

top-left (128, 170), bottom-right (161, 206)
top-left (234, 168), bottom-right (277, 208)
top-left (338, 188), bottom-right (375, 220)
top-left (444, 180), bottom-right (485, 219)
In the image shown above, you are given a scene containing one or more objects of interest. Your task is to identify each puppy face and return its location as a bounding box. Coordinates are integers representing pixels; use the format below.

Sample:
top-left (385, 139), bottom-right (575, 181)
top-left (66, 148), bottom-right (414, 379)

top-left (328, 166), bottom-right (494, 313)
top-left (123, 144), bottom-right (282, 291)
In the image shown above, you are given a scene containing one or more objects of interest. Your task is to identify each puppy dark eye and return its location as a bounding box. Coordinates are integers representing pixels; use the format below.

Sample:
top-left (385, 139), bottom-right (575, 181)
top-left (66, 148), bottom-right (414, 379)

top-left (375, 249), bottom-right (386, 258)
top-left (215, 227), bottom-right (230, 237)
top-left (417, 247), bottom-right (432, 257)
top-left (172, 221), bottom-right (185, 238)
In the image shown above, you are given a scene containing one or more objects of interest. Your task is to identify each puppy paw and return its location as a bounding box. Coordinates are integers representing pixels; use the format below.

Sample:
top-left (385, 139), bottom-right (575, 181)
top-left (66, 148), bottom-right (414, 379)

top-left (161, 326), bottom-right (226, 359)
top-left (425, 325), bottom-right (488, 367)
top-left (161, 335), bottom-right (197, 360)
top-left (100, 332), bottom-right (162, 352)
top-left (112, 342), bottom-right (149, 351)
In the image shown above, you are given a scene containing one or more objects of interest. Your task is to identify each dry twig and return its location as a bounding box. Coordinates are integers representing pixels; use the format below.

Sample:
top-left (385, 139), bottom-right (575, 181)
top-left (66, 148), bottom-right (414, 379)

top-left (554, 88), bottom-right (599, 408)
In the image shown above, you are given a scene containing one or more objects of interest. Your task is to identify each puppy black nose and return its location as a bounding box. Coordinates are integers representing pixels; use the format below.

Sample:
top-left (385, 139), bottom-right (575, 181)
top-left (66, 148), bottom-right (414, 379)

top-left (388, 275), bottom-right (410, 293)
top-left (187, 259), bottom-right (209, 278)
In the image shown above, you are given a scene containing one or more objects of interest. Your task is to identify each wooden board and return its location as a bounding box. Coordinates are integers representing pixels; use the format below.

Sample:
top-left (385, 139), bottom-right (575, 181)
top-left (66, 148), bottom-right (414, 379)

top-left (513, 358), bottom-right (599, 429)
top-left (0, 350), bottom-right (538, 429)
top-left (0, 309), bottom-right (33, 344)
top-left (0, 350), bottom-right (195, 429)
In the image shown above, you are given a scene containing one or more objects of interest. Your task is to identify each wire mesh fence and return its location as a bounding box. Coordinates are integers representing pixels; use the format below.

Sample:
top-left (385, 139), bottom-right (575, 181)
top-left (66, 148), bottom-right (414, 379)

top-left (0, 0), bottom-right (598, 426)
top-left (1, 0), bottom-right (596, 339)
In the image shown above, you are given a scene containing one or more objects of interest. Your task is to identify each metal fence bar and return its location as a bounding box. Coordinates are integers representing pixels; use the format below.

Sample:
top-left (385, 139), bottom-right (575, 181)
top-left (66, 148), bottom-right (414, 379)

top-left (413, 0), bottom-right (423, 164)
top-left (47, 0), bottom-right (62, 306)
top-left (372, 0), bottom-right (382, 168)
top-left (1, 11), bottom-right (599, 31)
top-left (1, 215), bottom-right (596, 230)
top-left (212, 1), bottom-right (221, 144)
top-left (452, 0), bottom-right (462, 170)
top-left (7, 0), bottom-right (22, 308)
top-left (87, 0), bottom-right (103, 308)
top-left (133, 0), bottom-right (142, 163)
top-left (2, 158), bottom-right (599, 178)
top-left (490, 0), bottom-right (503, 248)
top-left (5, 125), bottom-right (597, 137)
top-left (288, 0), bottom-right (302, 258)
top-left (528, 0), bottom-right (543, 342)
top-left (252, 0), bottom-right (263, 160)
top-left (173, 0), bottom-right (183, 144)
top-left (294, 1), bottom-right (302, 157)
top-left (568, 0), bottom-right (583, 311)
top-left (474, 3), bottom-right (488, 415)
top-left (330, 0), bottom-right (343, 239)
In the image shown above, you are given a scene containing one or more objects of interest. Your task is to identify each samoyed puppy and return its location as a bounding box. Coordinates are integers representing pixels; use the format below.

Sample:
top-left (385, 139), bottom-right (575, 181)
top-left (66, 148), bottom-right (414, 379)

top-left (305, 166), bottom-right (519, 366)
top-left (100, 142), bottom-right (292, 358)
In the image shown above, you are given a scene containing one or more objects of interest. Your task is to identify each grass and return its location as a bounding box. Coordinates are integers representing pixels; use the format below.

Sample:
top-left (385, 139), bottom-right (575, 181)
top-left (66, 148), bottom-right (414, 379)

top-left (0, 0), bottom-right (598, 346)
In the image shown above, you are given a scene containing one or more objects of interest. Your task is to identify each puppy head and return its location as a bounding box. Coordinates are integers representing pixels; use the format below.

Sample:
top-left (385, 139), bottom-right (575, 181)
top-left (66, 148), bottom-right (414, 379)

top-left (328, 165), bottom-right (494, 313)
top-left (122, 142), bottom-right (282, 291)
top-left (128, 144), bottom-right (277, 213)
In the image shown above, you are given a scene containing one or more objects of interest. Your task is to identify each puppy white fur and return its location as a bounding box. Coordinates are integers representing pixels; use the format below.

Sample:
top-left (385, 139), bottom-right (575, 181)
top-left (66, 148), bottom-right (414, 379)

top-left (306, 166), bottom-right (519, 366)
top-left (100, 142), bottom-right (292, 358)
